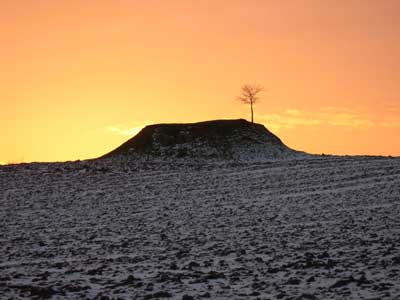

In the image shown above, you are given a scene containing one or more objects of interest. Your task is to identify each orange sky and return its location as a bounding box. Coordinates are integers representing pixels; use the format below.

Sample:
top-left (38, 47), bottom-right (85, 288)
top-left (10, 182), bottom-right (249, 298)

top-left (2, 0), bottom-right (400, 163)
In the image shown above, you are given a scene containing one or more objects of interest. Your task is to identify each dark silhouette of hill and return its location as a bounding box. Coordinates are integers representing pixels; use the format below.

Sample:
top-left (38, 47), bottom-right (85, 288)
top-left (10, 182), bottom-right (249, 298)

top-left (101, 119), bottom-right (302, 160)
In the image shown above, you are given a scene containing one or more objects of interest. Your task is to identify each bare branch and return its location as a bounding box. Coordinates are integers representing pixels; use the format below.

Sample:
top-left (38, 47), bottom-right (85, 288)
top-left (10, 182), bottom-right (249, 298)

top-left (237, 96), bottom-right (251, 104)
top-left (236, 84), bottom-right (264, 123)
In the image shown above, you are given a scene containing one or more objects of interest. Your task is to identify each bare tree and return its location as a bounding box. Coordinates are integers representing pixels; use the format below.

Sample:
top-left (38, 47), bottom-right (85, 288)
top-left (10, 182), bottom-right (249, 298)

top-left (237, 84), bottom-right (264, 124)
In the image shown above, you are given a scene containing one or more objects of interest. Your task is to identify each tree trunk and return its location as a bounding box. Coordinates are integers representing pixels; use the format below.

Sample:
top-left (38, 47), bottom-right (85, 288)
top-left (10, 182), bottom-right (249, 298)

top-left (250, 102), bottom-right (254, 123)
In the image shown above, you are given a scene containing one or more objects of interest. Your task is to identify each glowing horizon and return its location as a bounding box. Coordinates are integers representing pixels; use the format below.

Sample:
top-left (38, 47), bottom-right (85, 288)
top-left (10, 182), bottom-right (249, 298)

top-left (2, 1), bottom-right (400, 163)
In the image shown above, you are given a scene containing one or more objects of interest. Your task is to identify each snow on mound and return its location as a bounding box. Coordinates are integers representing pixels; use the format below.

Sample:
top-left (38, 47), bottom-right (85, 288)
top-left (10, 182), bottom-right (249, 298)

top-left (102, 119), bottom-right (304, 160)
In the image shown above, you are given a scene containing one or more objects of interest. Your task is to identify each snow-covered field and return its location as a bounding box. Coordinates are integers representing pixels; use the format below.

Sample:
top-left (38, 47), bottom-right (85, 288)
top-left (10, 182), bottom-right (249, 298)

top-left (1, 156), bottom-right (400, 300)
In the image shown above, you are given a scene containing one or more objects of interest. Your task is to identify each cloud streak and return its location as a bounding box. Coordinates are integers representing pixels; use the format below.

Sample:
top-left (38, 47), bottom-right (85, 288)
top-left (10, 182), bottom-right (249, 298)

top-left (105, 121), bottom-right (153, 137)
top-left (380, 120), bottom-right (400, 128)
top-left (259, 108), bottom-right (380, 131)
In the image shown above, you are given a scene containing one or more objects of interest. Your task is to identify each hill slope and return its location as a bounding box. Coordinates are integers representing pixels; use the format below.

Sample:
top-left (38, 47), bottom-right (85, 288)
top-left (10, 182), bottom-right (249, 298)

top-left (102, 119), bottom-right (301, 160)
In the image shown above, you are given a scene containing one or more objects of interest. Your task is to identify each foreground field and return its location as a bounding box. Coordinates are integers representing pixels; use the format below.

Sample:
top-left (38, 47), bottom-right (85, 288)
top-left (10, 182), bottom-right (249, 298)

top-left (1, 156), bottom-right (400, 300)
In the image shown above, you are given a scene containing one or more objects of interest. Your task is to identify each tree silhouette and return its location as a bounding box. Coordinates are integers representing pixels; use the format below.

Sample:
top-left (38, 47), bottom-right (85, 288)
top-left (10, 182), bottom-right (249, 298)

top-left (237, 84), bottom-right (264, 124)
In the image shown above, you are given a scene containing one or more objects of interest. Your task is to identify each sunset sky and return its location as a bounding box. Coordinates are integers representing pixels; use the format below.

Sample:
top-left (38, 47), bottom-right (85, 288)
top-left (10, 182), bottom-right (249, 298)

top-left (2, 0), bottom-right (400, 163)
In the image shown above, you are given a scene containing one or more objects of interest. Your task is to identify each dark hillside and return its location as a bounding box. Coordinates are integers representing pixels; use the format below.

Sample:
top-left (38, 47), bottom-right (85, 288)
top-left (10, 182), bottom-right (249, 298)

top-left (102, 119), bottom-right (301, 160)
